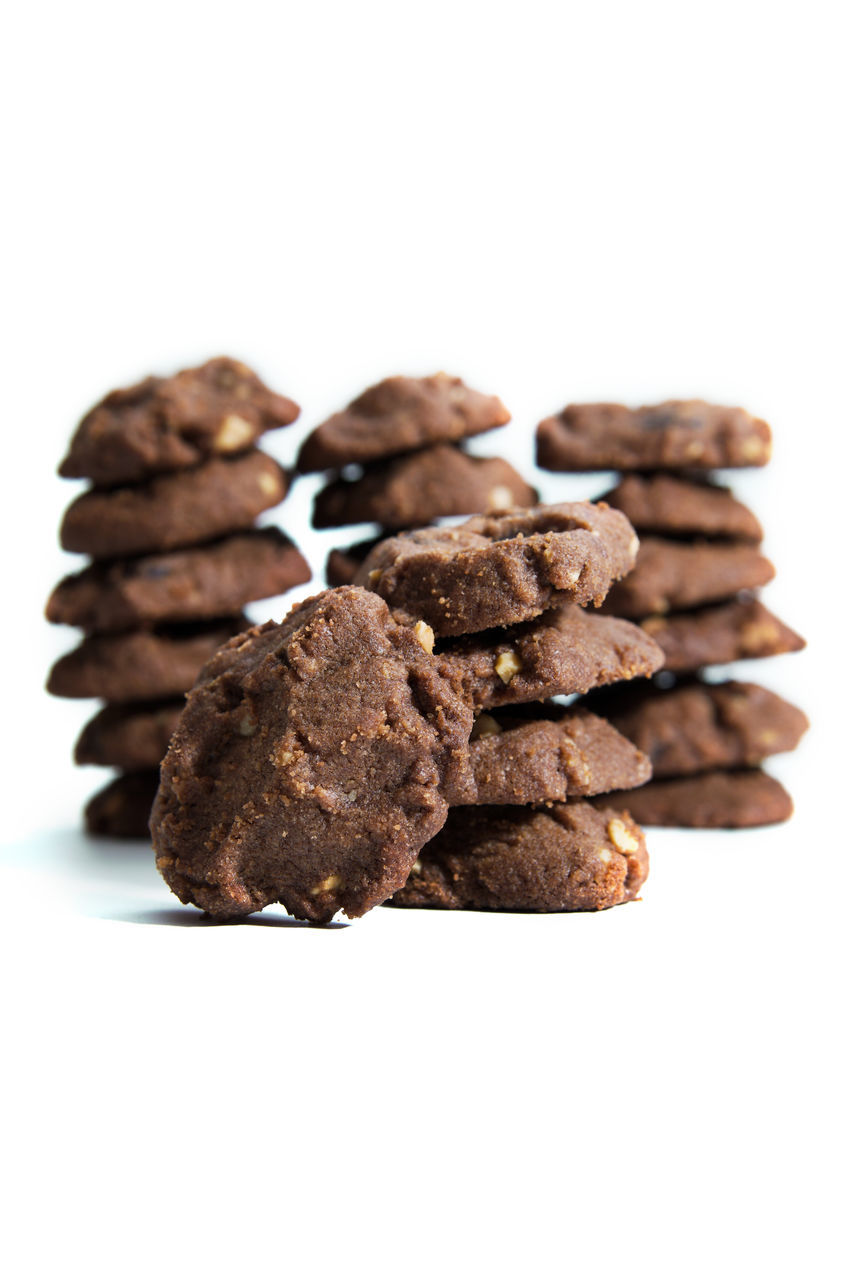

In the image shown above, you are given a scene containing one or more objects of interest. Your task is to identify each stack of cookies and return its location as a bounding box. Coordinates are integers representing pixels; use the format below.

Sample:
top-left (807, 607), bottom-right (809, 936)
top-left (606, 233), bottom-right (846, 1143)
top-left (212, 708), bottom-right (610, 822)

top-left (47, 357), bottom-right (311, 837)
top-left (293, 372), bottom-right (538, 585)
top-left (536, 400), bottom-right (808, 827)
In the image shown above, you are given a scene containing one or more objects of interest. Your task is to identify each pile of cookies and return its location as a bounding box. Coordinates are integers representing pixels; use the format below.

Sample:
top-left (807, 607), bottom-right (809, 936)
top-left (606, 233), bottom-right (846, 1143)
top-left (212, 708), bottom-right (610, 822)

top-left (293, 372), bottom-right (538, 585)
top-left (536, 400), bottom-right (808, 826)
top-left (152, 501), bottom-right (668, 921)
top-left (46, 358), bottom-right (311, 836)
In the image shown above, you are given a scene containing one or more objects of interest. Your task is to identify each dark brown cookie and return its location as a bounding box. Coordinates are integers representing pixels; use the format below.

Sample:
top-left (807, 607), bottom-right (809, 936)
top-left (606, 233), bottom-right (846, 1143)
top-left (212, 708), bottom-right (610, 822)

top-left (536, 400), bottom-right (772, 472)
top-left (60, 358), bottom-right (299, 486)
top-left (597, 768), bottom-right (793, 827)
top-left (75, 701), bottom-right (183, 770)
top-left (390, 802), bottom-right (649, 911)
top-left (297, 373), bottom-right (510, 472)
top-left (598, 473), bottom-right (763, 542)
top-left (582, 680), bottom-right (808, 777)
top-left (326, 536), bottom-right (386, 587)
top-left (640, 598), bottom-right (807, 672)
top-left (47, 617), bottom-right (250, 702)
top-left (85, 771), bottom-right (159, 839)
top-left (151, 587), bottom-right (474, 923)
top-left (443, 602), bottom-right (664, 710)
top-left (355, 503), bottom-right (639, 636)
top-left (46, 529), bottom-right (310, 634)
top-left (60, 451), bottom-right (289, 559)
top-left (312, 444), bottom-right (538, 530)
top-left (600, 537), bottom-right (774, 618)
top-left (446, 706), bottom-right (651, 806)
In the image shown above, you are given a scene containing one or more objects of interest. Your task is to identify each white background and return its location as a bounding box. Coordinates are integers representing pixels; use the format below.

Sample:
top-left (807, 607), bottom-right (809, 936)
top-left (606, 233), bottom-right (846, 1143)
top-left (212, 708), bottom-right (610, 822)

top-left (1, 2), bottom-right (850, 1277)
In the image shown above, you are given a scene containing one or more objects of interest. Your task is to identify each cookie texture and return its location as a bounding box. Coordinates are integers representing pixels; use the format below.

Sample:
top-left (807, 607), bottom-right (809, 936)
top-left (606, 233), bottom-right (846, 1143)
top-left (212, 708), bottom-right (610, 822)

top-left (390, 802), bottom-right (649, 911)
top-left (356, 503), bottom-right (639, 636)
top-left (60, 451), bottom-right (289, 559)
top-left (75, 701), bottom-right (183, 770)
top-left (600, 537), bottom-right (774, 618)
top-left (297, 373), bottom-right (510, 472)
top-left (537, 400), bottom-right (772, 472)
top-left (60, 358), bottom-right (299, 485)
top-left (85, 771), bottom-right (159, 839)
top-left (326, 536), bottom-right (385, 588)
top-left (151, 587), bottom-right (474, 923)
top-left (640, 599), bottom-right (806, 672)
top-left (598, 473), bottom-right (763, 542)
top-left (597, 769), bottom-right (793, 828)
top-left (46, 529), bottom-right (310, 633)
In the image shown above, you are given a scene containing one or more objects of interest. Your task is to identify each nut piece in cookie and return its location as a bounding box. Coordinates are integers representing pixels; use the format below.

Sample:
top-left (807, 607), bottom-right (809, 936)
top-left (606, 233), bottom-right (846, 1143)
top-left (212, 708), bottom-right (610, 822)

top-left (151, 587), bottom-right (474, 923)
top-left (596, 768), bottom-right (793, 828)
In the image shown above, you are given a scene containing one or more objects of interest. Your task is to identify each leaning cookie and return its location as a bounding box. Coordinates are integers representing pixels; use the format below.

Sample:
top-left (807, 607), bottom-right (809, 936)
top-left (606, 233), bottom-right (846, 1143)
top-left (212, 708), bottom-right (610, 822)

top-left (390, 802), bottom-right (649, 911)
top-left (326, 536), bottom-right (386, 587)
top-left (598, 473), bottom-right (763, 542)
top-left (600, 537), bottom-right (774, 618)
top-left (639, 598), bottom-right (806, 672)
top-left (75, 701), bottom-right (183, 771)
top-left (85, 771), bottom-right (160, 839)
top-left (595, 768), bottom-right (793, 827)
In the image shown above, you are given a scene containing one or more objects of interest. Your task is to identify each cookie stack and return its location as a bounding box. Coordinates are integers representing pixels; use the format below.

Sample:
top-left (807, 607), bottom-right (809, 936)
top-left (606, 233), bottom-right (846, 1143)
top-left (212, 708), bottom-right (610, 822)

top-left (293, 372), bottom-right (538, 585)
top-left (47, 357), bottom-right (311, 837)
top-left (536, 400), bottom-right (808, 826)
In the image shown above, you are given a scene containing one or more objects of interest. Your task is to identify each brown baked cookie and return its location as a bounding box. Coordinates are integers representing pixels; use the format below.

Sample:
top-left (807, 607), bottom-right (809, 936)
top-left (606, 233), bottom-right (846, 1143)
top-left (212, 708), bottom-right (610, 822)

top-left (60, 451), bottom-right (289, 559)
top-left (312, 444), bottom-right (537, 530)
top-left (582, 680), bottom-right (808, 777)
top-left (46, 529), bottom-right (310, 633)
top-left (60, 358), bottom-right (299, 486)
top-left (85, 771), bottom-right (159, 839)
top-left (47, 617), bottom-right (250, 702)
top-left (443, 602), bottom-right (664, 710)
top-left (597, 768), bottom-right (793, 827)
top-left (355, 503), bottom-right (639, 636)
top-left (598, 473), bottom-right (763, 542)
top-left (326, 536), bottom-right (386, 587)
top-left (297, 373), bottom-right (510, 472)
top-left (446, 706), bottom-right (651, 806)
top-left (390, 802), bottom-right (649, 911)
top-left (600, 537), bottom-right (774, 618)
top-left (640, 598), bottom-right (807, 672)
top-left (151, 587), bottom-right (474, 923)
top-left (75, 701), bottom-right (183, 770)
top-left (537, 400), bottom-right (772, 472)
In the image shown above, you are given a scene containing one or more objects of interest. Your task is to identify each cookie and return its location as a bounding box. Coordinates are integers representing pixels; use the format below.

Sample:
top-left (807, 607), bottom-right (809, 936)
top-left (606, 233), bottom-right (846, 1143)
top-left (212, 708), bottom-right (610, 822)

top-left (600, 537), bottom-right (774, 618)
top-left (597, 768), bottom-right (793, 827)
top-left (536, 400), bottom-right (772, 472)
top-left (151, 587), bottom-right (474, 923)
top-left (85, 771), bottom-right (159, 839)
top-left (46, 529), bottom-right (310, 633)
top-left (639, 598), bottom-right (807, 672)
top-left (75, 701), bottom-right (183, 770)
top-left (446, 706), bottom-right (651, 806)
top-left (582, 680), bottom-right (808, 778)
top-left (598, 473), bottom-right (763, 542)
top-left (60, 357), bottom-right (299, 486)
top-left (60, 451), bottom-right (289, 559)
top-left (312, 444), bottom-right (538, 530)
top-left (326, 536), bottom-right (385, 588)
top-left (390, 802), bottom-right (649, 911)
top-left (47, 617), bottom-right (250, 702)
top-left (297, 373), bottom-right (510, 472)
top-left (443, 602), bottom-right (664, 710)
top-left (355, 503), bottom-right (639, 636)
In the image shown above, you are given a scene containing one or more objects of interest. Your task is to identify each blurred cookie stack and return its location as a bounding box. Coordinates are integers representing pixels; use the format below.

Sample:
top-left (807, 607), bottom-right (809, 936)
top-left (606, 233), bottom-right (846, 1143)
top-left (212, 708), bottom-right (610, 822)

top-left (536, 400), bottom-right (807, 827)
top-left (46, 358), bottom-right (311, 837)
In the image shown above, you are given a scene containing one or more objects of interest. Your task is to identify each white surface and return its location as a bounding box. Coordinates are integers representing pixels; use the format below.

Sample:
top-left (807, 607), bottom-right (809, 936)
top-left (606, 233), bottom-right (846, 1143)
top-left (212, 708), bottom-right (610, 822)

top-left (1, 2), bottom-right (850, 1277)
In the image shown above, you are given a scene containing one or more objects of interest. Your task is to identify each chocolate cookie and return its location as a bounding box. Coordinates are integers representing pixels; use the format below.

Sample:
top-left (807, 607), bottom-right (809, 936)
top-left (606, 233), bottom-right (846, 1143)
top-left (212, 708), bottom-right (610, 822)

top-left (60, 451), bottom-right (289, 559)
top-left (326, 536), bottom-right (385, 588)
top-left (582, 680), bottom-right (808, 777)
top-left (60, 358), bottom-right (299, 486)
top-left (151, 587), bottom-right (474, 923)
top-left (597, 769), bottom-right (793, 827)
top-left (600, 537), bottom-right (774, 618)
top-left (297, 373), bottom-right (510, 472)
top-left (47, 617), bottom-right (250, 702)
top-left (312, 444), bottom-right (537, 530)
top-left (443, 603), bottom-right (664, 710)
top-left (640, 598), bottom-right (807, 672)
top-left (85, 771), bottom-right (159, 839)
top-left (355, 503), bottom-right (639, 636)
top-left (537, 400), bottom-right (772, 472)
top-left (46, 529), bottom-right (310, 633)
top-left (446, 706), bottom-right (651, 806)
top-left (390, 802), bottom-right (649, 911)
top-left (598, 473), bottom-right (763, 542)
top-left (75, 701), bottom-right (183, 770)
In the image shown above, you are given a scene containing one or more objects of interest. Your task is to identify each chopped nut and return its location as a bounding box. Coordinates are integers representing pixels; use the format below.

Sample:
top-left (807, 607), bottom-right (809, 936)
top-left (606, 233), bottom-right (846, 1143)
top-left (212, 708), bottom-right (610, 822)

top-left (741, 437), bottom-right (770, 462)
top-left (214, 413), bottom-right (255, 452)
top-left (412, 620), bottom-right (435, 654)
top-left (367, 569), bottom-right (381, 587)
top-left (258, 471), bottom-right (281, 497)
top-left (608, 817), bottom-right (640, 854)
top-left (411, 860), bottom-right (423, 875)
top-left (628, 534), bottom-right (640, 560)
top-left (494, 649), bottom-right (522, 684)
top-left (471, 713), bottom-right (502, 740)
top-left (237, 713), bottom-right (257, 737)
top-left (487, 485), bottom-right (514, 511)
top-left (598, 849), bottom-right (613, 864)
top-left (309, 873), bottom-right (343, 896)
